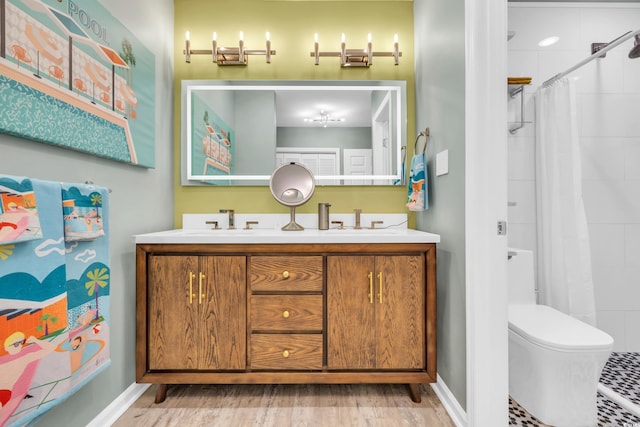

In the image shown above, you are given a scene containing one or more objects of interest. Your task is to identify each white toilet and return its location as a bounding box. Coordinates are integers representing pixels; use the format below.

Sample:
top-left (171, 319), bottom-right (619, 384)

top-left (508, 248), bottom-right (614, 427)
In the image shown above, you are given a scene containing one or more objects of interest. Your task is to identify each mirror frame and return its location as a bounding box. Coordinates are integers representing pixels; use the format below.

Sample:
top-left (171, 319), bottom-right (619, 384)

top-left (180, 80), bottom-right (407, 186)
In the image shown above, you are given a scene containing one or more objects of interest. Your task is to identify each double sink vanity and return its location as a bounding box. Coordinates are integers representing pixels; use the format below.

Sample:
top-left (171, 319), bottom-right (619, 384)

top-left (134, 213), bottom-right (440, 403)
top-left (139, 79), bottom-right (439, 403)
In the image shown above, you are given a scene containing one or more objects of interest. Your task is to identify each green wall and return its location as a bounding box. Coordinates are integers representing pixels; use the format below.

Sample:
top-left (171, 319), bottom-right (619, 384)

top-left (414, 0), bottom-right (467, 410)
top-left (173, 0), bottom-right (415, 226)
top-left (0, 1), bottom-right (175, 426)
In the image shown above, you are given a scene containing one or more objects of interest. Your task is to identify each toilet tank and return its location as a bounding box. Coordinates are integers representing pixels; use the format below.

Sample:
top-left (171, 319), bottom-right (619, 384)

top-left (508, 248), bottom-right (536, 305)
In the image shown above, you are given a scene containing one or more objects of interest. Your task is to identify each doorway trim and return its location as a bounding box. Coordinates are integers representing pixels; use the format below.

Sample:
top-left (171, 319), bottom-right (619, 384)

top-left (465, 0), bottom-right (509, 425)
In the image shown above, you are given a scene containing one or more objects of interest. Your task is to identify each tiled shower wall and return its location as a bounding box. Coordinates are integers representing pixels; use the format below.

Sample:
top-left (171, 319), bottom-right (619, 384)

top-left (508, 3), bottom-right (640, 352)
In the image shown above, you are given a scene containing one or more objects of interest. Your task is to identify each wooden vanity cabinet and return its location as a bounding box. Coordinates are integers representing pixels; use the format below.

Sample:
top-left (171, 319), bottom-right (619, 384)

top-left (136, 243), bottom-right (436, 404)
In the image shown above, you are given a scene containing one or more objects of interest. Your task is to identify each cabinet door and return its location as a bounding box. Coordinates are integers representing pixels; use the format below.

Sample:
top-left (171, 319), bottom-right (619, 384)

top-left (327, 256), bottom-right (376, 369)
top-left (375, 255), bottom-right (425, 369)
top-left (199, 256), bottom-right (246, 370)
top-left (327, 255), bottom-right (425, 370)
top-left (147, 255), bottom-right (246, 370)
top-left (148, 255), bottom-right (199, 370)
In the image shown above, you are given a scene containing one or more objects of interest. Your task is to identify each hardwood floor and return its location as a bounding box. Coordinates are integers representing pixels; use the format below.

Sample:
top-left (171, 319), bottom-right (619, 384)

top-left (113, 383), bottom-right (455, 426)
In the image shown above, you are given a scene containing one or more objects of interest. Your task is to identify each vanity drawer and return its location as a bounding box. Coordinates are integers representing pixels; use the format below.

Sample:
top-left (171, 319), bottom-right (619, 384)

top-left (250, 334), bottom-right (323, 370)
top-left (250, 256), bottom-right (323, 292)
top-left (251, 295), bottom-right (323, 331)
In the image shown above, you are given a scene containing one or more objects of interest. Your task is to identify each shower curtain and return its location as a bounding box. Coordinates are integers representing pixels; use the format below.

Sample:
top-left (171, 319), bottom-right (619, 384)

top-left (534, 77), bottom-right (597, 326)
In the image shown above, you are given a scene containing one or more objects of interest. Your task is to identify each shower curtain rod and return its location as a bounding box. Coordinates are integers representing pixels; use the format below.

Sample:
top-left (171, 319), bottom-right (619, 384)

top-left (542, 29), bottom-right (640, 87)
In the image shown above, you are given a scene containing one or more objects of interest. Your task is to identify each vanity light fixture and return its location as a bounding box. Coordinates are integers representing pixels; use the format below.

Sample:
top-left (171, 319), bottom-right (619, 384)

top-left (311, 33), bottom-right (401, 67)
top-left (184, 31), bottom-right (275, 65)
top-left (304, 111), bottom-right (345, 128)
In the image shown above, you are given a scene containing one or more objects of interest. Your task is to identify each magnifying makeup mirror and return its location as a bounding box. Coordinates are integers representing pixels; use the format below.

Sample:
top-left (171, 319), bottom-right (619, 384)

top-left (269, 162), bottom-right (316, 231)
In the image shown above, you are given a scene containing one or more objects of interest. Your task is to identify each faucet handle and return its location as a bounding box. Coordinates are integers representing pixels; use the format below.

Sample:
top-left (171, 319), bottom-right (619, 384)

top-left (244, 221), bottom-right (259, 230)
top-left (369, 220), bottom-right (384, 229)
top-left (205, 221), bottom-right (219, 230)
top-left (331, 220), bottom-right (344, 230)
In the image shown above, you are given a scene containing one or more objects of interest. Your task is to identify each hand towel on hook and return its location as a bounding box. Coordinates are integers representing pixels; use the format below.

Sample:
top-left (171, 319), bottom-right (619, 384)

top-left (406, 129), bottom-right (429, 211)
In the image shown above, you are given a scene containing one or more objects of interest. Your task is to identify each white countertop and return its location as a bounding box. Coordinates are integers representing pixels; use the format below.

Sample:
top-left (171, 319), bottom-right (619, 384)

top-left (133, 227), bottom-right (440, 244)
top-left (134, 213), bottom-right (440, 245)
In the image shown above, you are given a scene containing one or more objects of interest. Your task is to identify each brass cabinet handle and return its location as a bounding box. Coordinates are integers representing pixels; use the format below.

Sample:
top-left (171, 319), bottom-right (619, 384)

top-left (368, 272), bottom-right (373, 304)
top-left (282, 350), bottom-right (290, 358)
top-left (282, 310), bottom-right (290, 318)
top-left (199, 272), bottom-right (206, 304)
top-left (377, 271), bottom-right (383, 304)
top-left (282, 270), bottom-right (290, 279)
top-left (189, 272), bottom-right (196, 304)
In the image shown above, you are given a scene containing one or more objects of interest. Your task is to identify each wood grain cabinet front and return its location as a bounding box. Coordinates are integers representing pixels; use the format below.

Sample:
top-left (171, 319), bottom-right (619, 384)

top-left (250, 256), bottom-right (322, 292)
top-left (136, 243), bottom-right (436, 405)
top-left (251, 334), bottom-right (323, 370)
top-left (250, 295), bottom-right (323, 331)
top-left (146, 255), bottom-right (246, 371)
top-left (249, 256), bottom-right (324, 370)
top-left (327, 255), bottom-right (425, 370)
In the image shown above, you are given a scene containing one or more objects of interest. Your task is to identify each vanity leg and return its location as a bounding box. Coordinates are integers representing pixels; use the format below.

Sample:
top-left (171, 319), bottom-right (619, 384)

top-left (154, 384), bottom-right (168, 403)
top-left (407, 383), bottom-right (422, 403)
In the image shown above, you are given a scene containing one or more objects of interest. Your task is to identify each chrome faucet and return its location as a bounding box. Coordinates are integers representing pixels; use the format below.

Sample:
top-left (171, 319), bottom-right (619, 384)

top-left (219, 209), bottom-right (235, 229)
top-left (354, 209), bottom-right (362, 229)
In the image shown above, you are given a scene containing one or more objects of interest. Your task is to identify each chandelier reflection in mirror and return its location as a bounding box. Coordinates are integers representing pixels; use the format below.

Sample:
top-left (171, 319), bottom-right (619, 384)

top-left (303, 111), bottom-right (345, 128)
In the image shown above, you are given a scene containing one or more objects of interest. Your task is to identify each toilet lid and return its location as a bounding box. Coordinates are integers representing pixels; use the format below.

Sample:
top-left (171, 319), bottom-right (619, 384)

top-left (508, 305), bottom-right (614, 351)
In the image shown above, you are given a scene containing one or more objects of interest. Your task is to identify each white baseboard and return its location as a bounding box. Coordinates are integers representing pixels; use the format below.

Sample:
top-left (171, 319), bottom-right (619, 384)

top-left (431, 375), bottom-right (467, 427)
top-left (87, 382), bottom-right (151, 427)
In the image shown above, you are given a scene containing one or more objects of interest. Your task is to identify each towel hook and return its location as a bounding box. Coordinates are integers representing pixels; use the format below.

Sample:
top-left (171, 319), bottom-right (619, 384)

top-left (84, 180), bottom-right (113, 193)
top-left (414, 127), bottom-right (429, 155)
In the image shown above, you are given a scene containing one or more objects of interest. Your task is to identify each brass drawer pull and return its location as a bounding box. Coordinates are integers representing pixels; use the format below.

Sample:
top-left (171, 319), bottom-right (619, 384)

top-left (282, 310), bottom-right (290, 318)
top-left (282, 350), bottom-right (290, 358)
top-left (282, 270), bottom-right (290, 279)
top-left (377, 271), bottom-right (383, 304)
top-left (368, 272), bottom-right (373, 304)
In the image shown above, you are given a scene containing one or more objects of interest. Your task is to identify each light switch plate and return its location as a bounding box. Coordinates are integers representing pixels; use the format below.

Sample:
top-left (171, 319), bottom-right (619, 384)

top-left (436, 150), bottom-right (449, 176)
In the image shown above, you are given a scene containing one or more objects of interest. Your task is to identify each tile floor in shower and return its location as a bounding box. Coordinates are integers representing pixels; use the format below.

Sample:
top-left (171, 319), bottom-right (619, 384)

top-left (509, 352), bottom-right (640, 426)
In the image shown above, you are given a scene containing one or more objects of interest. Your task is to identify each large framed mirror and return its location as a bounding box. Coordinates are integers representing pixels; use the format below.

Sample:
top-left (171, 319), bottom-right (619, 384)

top-left (180, 80), bottom-right (406, 186)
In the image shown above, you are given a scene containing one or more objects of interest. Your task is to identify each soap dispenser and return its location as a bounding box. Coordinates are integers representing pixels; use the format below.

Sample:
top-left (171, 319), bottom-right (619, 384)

top-left (318, 203), bottom-right (331, 230)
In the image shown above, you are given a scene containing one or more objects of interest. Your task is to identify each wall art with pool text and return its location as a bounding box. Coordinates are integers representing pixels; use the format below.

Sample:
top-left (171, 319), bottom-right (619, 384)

top-left (0, 0), bottom-right (156, 167)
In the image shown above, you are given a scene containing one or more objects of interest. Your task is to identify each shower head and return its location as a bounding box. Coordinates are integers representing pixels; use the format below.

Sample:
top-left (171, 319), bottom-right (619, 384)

top-left (629, 34), bottom-right (640, 59)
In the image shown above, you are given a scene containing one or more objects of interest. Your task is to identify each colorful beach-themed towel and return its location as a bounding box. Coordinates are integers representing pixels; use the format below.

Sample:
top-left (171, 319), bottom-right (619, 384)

top-left (0, 176), bottom-right (43, 244)
top-left (406, 129), bottom-right (429, 211)
top-left (0, 179), bottom-right (110, 427)
top-left (62, 185), bottom-right (105, 242)
top-left (62, 182), bottom-right (111, 393)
